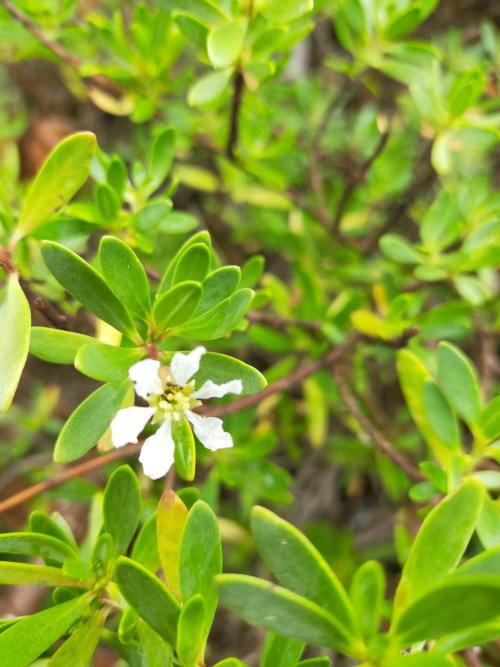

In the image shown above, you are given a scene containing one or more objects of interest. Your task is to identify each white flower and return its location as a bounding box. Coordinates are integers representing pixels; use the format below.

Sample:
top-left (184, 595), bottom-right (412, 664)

top-left (110, 347), bottom-right (242, 479)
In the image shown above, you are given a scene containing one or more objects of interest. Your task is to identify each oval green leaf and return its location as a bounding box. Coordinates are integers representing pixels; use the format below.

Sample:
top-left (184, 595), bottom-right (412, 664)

top-left (17, 132), bottom-right (96, 238)
top-left (0, 275), bottom-right (30, 411)
top-left (54, 380), bottom-right (130, 463)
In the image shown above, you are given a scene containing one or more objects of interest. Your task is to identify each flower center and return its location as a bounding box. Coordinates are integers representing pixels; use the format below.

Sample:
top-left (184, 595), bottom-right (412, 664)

top-left (148, 378), bottom-right (200, 423)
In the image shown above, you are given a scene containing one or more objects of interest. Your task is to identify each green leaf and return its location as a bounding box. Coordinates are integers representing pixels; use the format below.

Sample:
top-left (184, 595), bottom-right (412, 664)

top-left (54, 380), bottom-right (130, 463)
top-left (0, 275), bottom-right (30, 410)
top-left (158, 231), bottom-right (212, 294)
top-left (251, 506), bottom-right (357, 636)
top-left (261, 0), bottom-right (312, 21)
top-left (30, 328), bottom-right (94, 365)
top-left (195, 266), bottom-right (240, 315)
top-left (349, 560), bottom-right (385, 641)
top-left (17, 132), bottom-right (96, 238)
top-left (479, 396), bottom-right (500, 441)
top-left (217, 574), bottom-right (354, 653)
top-left (379, 234), bottom-right (421, 264)
top-left (157, 491), bottom-right (188, 598)
top-left (172, 415), bottom-right (196, 481)
top-left (433, 621), bottom-right (500, 655)
top-left (397, 349), bottom-right (449, 464)
top-left (436, 342), bottom-right (482, 428)
top-left (385, 7), bottom-right (422, 39)
top-left (179, 501), bottom-right (221, 636)
top-left (0, 595), bottom-right (90, 667)
top-left (239, 255), bottom-right (264, 289)
top-left (137, 619), bottom-right (173, 667)
top-left (172, 243), bottom-right (211, 285)
top-left (393, 575), bottom-right (500, 644)
top-left (0, 562), bottom-right (89, 588)
top-left (194, 352), bottom-right (266, 395)
top-left (75, 342), bottom-right (144, 382)
top-left (157, 0), bottom-right (225, 24)
top-left (48, 608), bottom-right (107, 667)
top-left (148, 127), bottom-right (175, 192)
top-left (173, 288), bottom-right (253, 339)
top-left (393, 479), bottom-right (484, 615)
top-left (29, 511), bottom-right (77, 549)
top-left (260, 633), bottom-right (304, 667)
top-left (153, 281), bottom-right (203, 330)
top-left (422, 380), bottom-right (461, 451)
top-left (115, 556), bottom-right (180, 646)
top-left (176, 595), bottom-right (206, 667)
top-left (207, 23), bottom-right (245, 69)
top-left (0, 533), bottom-right (78, 563)
top-left (96, 183), bottom-right (119, 222)
top-left (296, 659), bottom-right (331, 667)
top-left (454, 546), bottom-right (500, 576)
top-left (99, 236), bottom-right (152, 319)
top-left (131, 513), bottom-right (160, 572)
top-left (41, 242), bottom-right (135, 336)
top-left (176, 14), bottom-right (209, 49)
top-left (213, 661), bottom-right (249, 667)
top-left (104, 465), bottom-right (142, 554)
top-left (477, 495), bottom-right (500, 549)
top-left (188, 70), bottom-right (232, 107)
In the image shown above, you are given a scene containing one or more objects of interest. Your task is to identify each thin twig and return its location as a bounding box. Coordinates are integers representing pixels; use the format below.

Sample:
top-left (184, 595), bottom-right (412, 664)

top-left (0, 246), bottom-right (16, 274)
top-left (0, 0), bottom-right (80, 67)
top-left (463, 648), bottom-right (482, 667)
top-left (333, 366), bottom-right (424, 482)
top-left (19, 278), bottom-right (70, 330)
top-left (0, 0), bottom-right (120, 95)
top-left (226, 70), bottom-right (245, 160)
top-left (200, 334), bottom-right (361, 418)
top-left (309, 90), bottom-right (353, 231)
top-left (247, 311), bottom-right (322, 333)
top-left (0, 444), bottom-right (141, 514)
top-left (0, 336), bottom-right (361, 512)
top-left (332, 130), bottom-right (390, 236)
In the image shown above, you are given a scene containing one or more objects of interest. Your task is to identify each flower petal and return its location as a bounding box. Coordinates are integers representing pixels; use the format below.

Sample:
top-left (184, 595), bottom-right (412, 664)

top-left (170, 346), bottom-right (206, 387)
top-left (139, 421), bottom-right (175, 480)
top-left (111, 406), bottom-right (155, 448)
top-left (186, 410), bottom-right (233, 451)
top-left (193, 379), bottom-right (243, 400)
top-left (129, 359), bottom-right (163, 399)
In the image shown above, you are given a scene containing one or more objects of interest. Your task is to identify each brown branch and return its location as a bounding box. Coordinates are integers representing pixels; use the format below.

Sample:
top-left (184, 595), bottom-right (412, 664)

top-left (463, 648), bottom-right (482, 667)
top-left (357, 144), bottom-right (434, 254)
top-left (0, 443), bottom-right (141, 514)
top-left (200, 334), bottom-right (361, 418)
top-left (226, 70), bottom-right (245, 160)
top-left (332, 130), bottom-right (390, 236)
top-left (333, 366), bottom-right (424, 482)
top-left (0, 246), bottom-right (16, 274)
top-left (0, 0), bottom-right (80, 67)
top-left (0, 336), bottom-right (361, 512)
top-left (19, 278), bottom-right (70, 330)
top-left (309, 90), bottom-right (353, 231)
top-left (247, 311), bottom-right (322, 333)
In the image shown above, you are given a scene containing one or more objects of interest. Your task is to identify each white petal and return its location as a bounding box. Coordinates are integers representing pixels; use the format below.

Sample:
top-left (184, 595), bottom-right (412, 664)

top-left (110, 407), bottom-right (155, 448)
top-left (186, 410), bottom-right (233, 451)
top-left (193, 379), bottom-right (243, 400)
top-left (170, 347), bottom-right (207, 387)
top-left (129, 359), bottom-right (163, 399)
top-left (138, 421), bottom-right (175, 480)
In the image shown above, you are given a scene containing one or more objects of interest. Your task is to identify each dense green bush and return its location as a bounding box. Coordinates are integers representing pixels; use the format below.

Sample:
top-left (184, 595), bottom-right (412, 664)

top-left (0, 0), bottom-right (499, 665)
